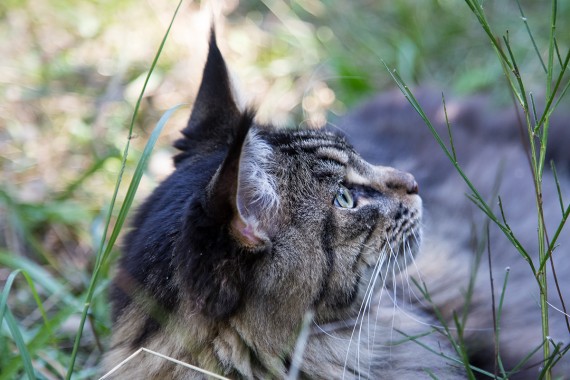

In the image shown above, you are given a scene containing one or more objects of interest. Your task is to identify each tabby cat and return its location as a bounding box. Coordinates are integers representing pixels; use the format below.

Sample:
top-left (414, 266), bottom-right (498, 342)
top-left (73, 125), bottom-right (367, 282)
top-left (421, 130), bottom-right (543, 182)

top-left (103, 31), bottom-right (569, 379)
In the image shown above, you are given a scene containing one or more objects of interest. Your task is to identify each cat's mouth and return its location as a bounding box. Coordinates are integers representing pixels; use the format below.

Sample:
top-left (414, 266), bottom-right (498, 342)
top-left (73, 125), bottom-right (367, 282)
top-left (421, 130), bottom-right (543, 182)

top-left (393, 198), bottom-right (422, 257)
top-left (390, 219), bottom-right (421, 263)
top-left (358, 214), bottom-right (421, 273)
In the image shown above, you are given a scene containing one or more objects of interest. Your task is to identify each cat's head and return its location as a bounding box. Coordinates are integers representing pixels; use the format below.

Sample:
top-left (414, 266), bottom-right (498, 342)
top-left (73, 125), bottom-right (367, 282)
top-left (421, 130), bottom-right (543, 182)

top-left (173, 30), bottom-right (421, 326)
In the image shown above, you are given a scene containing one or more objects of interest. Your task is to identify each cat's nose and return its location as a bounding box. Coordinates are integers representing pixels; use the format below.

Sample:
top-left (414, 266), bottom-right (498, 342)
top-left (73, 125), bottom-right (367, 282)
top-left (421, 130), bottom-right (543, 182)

top-left (403, 178), bottom-right (419, 194)
top-left (374, 166), bottom-right (419, 195)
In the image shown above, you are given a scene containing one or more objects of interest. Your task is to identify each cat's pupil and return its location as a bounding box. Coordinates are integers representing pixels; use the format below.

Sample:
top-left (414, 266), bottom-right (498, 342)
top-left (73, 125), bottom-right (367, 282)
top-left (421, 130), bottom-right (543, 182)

top-left (334, 185), bottom-right (355, 208)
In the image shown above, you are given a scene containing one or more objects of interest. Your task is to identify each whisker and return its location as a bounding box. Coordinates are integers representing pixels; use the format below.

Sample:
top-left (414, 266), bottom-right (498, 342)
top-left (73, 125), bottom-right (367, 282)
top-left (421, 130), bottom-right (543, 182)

top-left (403, 236), bottom-right (411, 305)
top-left (358, 247), bottom-right (389, 378)
top-left (404, 229), bottom-right (433, 307)
top-left (390, 242), bottom-right (398, 360)
top-left (343, 243), bottom-right (387, 380)
top-left (547, 301), bottom-right (570, 318)
top-left (311, 321), bottom-right (351, 341)
top-left (409, 229), bottom-right (425, 283)
top-left (363, 247), bottom-right (390, 375)
top-left (370, 237), bottom-right (395, 349)
top-left (383, 289), bottom-right (497, 332)
top-left (403, 240), bottom-right (422, 304)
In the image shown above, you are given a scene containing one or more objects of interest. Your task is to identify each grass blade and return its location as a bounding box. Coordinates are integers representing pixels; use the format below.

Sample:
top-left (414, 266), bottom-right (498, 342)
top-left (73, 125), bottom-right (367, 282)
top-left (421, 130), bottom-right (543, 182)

top-left (3, 309), bottom-right (36, 379)
top-left (64, 1), bottom-right (185, 378)
top-left (0, 251), bottom-right (79, 308)
top-left (382, 61), bottom-right (533, 270)
top-left (514, 0), bottom-right (547, 73)
top-left (65, 102), bottom-right (186, 378)
top-left (0, 303), bottom-right (77, 380)
top-left (550, 161), bottom-right (565, 214)
top-left (1, 270), bottom-right (50, 336)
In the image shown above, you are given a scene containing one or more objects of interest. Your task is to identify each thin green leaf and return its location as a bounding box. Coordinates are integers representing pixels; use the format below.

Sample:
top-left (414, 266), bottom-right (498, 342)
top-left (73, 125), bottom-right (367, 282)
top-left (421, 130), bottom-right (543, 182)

top-left (0, 269), bottom-right (50, 337)
top-left (550, 161), bottom-right (565, 214)
top-left (0, 303), bottom-right (77, 380)
top-left (65, 1), bottom-right (185, 378)
top-left (0, 190), bottom-right (64, 273)
top-left (383, 62), bottom-right (533, 269)
top-left (554, 37), bottom-right (562, 67)
top-left (514, 0), bottom-right (547, 73)
top-left (4, 309), bottom-right (36, 379)
top-left (0, 251), bottom-right (79, 308)
top-left (441, 92), bottom-right (457, 162)
top-left (497, 197), bottom-right (535, 270)
top-left (65, 102), bottom-right (186, 378)
top-left (545, 343), bottom-right (570, 373)
top-left (540, 203), bottom-right (570, 272)
top-left (530, 93), bottom-right (538, 126)
top-left (462, 0), bottom-right (514, 72)
top-left (550, 76), bottom-right (570, 115)
top-left (394, 328), bottom-right (494, 378)
top-left (101, 103), bottom-right (186, 268)
top-left (495, 267), bottom-right (511, 376)
top-left (502, 32), bottom-right (529, 111)
top-left (1, 270), bottom-right (22, 326)
top-left (534, 48), bottom-right (570, 135)
top-left (506, 340), bottom-right (545, 377)
top-left (540, 340), bottom-right (563, 378)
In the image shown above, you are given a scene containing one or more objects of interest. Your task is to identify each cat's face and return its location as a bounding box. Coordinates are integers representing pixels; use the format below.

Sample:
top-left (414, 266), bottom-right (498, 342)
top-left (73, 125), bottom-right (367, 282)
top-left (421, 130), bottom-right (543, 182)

top-left (172, 31), bottom-right (422, 326)
top-left (247, 129), bottom-right (422, 322)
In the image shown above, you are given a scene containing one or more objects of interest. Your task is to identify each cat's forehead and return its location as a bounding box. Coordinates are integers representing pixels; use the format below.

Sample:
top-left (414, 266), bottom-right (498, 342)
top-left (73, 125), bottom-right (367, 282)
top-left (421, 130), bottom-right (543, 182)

top-left (259, 127), bottom-right (374, 178)
top-left (264, 129), bottom-right (356, 158)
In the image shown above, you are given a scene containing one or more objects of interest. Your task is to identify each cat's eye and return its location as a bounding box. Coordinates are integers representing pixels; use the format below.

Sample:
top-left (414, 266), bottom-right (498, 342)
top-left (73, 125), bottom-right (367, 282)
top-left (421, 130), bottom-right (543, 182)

top-left (334, 185), bottom-right (355, 208)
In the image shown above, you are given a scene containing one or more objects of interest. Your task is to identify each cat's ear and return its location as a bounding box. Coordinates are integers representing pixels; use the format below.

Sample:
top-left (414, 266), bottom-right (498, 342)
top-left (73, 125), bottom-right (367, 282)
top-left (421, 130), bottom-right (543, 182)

top-left (232, 127), bottom-right (279, 249)
top-left (174, 28), bottom-right (241, 161)
top-left (207, 112), bottom-right (279, 250)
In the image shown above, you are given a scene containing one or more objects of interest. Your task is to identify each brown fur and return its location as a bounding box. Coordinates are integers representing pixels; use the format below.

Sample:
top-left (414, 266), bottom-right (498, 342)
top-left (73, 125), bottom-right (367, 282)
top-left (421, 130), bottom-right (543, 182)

top-left (104, 31), bottom-right (570, 380)
top-left (103, 34), bottom-right (465, 379)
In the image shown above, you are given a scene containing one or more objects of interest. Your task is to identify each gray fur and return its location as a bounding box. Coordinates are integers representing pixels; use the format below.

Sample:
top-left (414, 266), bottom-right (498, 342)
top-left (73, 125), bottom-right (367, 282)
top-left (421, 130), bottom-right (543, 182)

top-left (105, 36), bottom-right (569, 379)
top-left (103, 123), bottom-right (461, 378)
top-left (341, 88), bottom-right (570, 379)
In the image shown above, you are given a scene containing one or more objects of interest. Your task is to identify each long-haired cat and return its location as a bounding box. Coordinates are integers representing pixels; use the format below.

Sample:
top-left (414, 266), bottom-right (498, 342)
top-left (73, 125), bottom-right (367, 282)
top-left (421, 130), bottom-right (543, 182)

top-left (103, 31), bottom-right (569, 379)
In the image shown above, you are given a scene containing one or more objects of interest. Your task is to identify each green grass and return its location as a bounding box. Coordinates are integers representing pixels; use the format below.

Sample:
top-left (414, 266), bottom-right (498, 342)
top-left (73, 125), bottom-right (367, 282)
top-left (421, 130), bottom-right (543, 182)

top-left (1, 0), bottom-right (569, 378)
top-left (387, 0), bottom-right (569, 378)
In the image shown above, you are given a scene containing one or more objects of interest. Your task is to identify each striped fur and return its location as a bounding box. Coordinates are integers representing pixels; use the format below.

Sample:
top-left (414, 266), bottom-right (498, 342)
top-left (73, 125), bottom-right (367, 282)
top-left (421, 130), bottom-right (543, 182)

top-left (103, 32), bottom-right (464, 378)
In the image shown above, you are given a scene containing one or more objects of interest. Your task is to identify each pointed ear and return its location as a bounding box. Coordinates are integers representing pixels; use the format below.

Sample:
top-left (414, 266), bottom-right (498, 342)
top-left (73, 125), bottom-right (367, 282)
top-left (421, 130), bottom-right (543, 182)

top-left (174, 28), bottom-right (241, 160)
top-left (206, 112), bottom-right (280, 250)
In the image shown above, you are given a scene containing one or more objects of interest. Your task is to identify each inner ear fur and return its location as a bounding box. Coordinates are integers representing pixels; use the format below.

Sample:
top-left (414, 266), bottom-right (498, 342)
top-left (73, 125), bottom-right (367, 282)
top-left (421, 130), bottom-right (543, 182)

top-left (207, 112), bottom-right (279, 250)
top-left (233, 128), bottom-right (280, 249)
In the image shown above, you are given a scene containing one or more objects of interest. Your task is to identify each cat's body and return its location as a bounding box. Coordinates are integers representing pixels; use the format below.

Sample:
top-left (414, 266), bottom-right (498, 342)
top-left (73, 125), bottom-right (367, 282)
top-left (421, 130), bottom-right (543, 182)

top-left (103, 33), bottom-right (569, 379)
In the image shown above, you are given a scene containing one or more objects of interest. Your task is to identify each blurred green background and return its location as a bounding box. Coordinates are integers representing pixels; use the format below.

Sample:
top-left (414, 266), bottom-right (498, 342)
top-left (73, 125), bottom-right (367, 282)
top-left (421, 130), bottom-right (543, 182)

top-left (1, 0), bottom-right (568, 378)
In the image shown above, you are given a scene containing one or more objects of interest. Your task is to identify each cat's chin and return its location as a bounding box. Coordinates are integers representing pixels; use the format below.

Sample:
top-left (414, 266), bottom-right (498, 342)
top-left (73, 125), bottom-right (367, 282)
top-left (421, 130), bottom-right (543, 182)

top-left (360, 217), bottom-right (422, 273)
top-left (394, 222), bottom-right (422, 265)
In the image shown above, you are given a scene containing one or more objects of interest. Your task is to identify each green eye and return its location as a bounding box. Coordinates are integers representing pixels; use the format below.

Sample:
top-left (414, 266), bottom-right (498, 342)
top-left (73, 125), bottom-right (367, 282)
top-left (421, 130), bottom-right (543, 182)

top-left (334, 185), bottom-right (354, 208)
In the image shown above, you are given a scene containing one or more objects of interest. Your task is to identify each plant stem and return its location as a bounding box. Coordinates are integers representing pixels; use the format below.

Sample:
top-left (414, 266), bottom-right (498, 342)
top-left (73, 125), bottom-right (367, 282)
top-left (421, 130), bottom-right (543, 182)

top-left (537, 1), bottom-right (558, 377)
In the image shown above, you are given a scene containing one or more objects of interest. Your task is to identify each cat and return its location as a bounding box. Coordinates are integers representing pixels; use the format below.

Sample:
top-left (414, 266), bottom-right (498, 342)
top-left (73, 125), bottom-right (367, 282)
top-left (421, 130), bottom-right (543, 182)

top-left (102, 31), bottom-right (465, 379)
